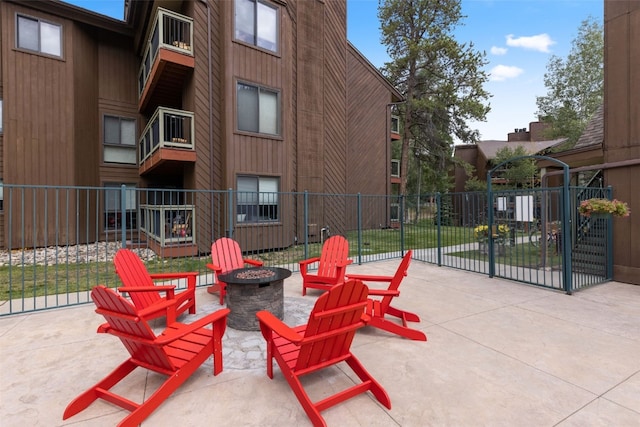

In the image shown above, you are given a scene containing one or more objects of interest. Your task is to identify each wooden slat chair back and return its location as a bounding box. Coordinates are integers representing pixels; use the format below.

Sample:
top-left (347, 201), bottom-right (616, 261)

top-left (63, 286), bottom-right (229, 427)
top-left (347, 250), bottom-right (427, 341)
top-left (257, 280), bottom-right (391, 427)
top-left (300, 235), bottom-right (353, 296)
top-left (92, 285), bottom-right (176, 371)
top-left (211, 237), bottom-right (245, 271)
top-left (114, 249), bottom-right (198, 323)
top-left (377, 249), bottom-right (412, 314)
top-left (206, 237), bottom-right (263, 304)
top-left (114, 249), bottom-right (161, 308)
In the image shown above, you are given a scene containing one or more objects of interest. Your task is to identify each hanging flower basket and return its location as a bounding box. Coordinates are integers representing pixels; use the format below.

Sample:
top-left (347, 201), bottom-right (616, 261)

top-left (578, 198), bottom-right (630, 218)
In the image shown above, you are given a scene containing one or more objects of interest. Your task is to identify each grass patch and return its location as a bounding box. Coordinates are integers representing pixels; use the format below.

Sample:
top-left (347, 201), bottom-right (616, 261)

top-left (448, 241), bottom-right (562, 268)
top-left (0, 224), bottom-right (475, 300)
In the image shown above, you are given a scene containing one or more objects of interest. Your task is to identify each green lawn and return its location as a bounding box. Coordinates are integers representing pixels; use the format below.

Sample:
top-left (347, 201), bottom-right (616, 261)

top-left (0, 223), bottom-right (475, 300)
top-left (448, 240), bottom-right (562, 268)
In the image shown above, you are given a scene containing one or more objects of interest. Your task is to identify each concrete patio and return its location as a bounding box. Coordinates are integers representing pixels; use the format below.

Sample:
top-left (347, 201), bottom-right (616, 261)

top-left (1, 259), bottom-right (639, 426)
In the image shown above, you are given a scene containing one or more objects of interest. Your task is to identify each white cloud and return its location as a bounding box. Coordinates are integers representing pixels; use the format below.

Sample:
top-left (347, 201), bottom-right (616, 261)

top-left (506, 33), bottom-right (555, 53)
top-left (489, 65), bottom-right (524, 81)
top-left (490, 46), bottom-right (507, 55)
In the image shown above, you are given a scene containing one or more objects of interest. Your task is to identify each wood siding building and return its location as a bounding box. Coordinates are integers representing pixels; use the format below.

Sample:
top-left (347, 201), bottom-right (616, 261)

top-left (0, 0), bottom-right (402, 253)
top-left (603, 0), bottom-right (639, 284)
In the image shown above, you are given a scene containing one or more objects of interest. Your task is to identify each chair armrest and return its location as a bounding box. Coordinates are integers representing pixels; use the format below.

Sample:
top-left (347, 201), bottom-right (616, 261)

top-left (367, 289), bottom-right (400, 297)
top-left (244, 259), bottom-right (264, 267)
top-left (149, 272), bottom-right (198, 289)
top-left (306, 275), bottom-right (341, 284)
top-left (337, 259), bottom-right (354, 267)
top-left (155, 308), bottom-right (231, 345)
top-left (299, 257), bottom-right (320, 278)
top-left (346, 273), bottom-right (393, 283)
top-left (119, 285), bottom-right (176, 300)
top-left (149, 272), bottom-right (198, 280)
top-left (256, 310), bottom-right (303, 344)
top-left (299, 257), bottom-right (320, 267)
top-left (138, 299), bottom-right (178, 321)
top-left (206, 263), bottom-right (222, 274)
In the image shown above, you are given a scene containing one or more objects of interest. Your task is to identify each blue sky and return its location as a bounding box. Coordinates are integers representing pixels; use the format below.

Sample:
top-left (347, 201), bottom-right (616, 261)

top-left (63, 0), bottom-right (603, 141)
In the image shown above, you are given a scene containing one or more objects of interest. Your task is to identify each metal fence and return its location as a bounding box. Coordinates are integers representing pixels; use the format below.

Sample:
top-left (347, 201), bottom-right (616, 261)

top-left (0, 184), bottom-right (612, 315)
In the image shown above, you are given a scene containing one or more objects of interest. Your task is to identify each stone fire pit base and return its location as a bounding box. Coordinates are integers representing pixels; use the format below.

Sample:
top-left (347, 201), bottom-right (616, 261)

top-left (226, 278), bottom-right (284, 331)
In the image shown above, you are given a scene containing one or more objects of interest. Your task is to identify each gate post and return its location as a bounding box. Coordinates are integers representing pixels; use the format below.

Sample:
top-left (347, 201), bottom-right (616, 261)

top-left (486, 178), bottom-right (495, 277)
top-left (561, 166), bottom-right (572, 294)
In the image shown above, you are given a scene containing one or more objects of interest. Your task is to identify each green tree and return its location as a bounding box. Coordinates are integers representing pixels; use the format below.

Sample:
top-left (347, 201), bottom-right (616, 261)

top-left (492, 146), bottom-right (538, 189)
top-left (464, 175), bottom-right (487, 192)
top-left (536, 17), bottom-right (603, 145)
top-left (379, 0), bottom-right (490, 195)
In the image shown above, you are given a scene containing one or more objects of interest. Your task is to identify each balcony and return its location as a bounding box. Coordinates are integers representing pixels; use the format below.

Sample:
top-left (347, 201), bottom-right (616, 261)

top-left (138, 107), bottom-right (196, 175)
top-left (138, 8), bottom-right (194, 112)
top-left (139, 204), bottom-right (197, 257)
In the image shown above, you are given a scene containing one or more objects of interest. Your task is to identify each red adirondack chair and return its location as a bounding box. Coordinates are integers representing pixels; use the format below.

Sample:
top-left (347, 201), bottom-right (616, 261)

top-left (113, 249), bottom-right (197, 324)
top-left (346, 250), bottom-right (427, 341)
top-left (300, 235), bottom-right (352, 296)
top-left (63, 285), bottom-right (229, 427)
top-left (257, 279), bottom-right (391, 427)
top-left (206, 237), bottom-right (264, 304)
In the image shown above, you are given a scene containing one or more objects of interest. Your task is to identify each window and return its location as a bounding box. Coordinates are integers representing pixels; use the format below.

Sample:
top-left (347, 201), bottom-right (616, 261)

top-left (0, 179), bottom-right (3, 211)
top-left (104, 184), bottom-right (137, 230)
top-left (104, 115), bottom-right (136, 164)
top-left (237, 82), bottom-right (279, 135)
top-left (390, 203), bottom-right (400, 222)
top-left (391, 116), bottom-right (400, 133)
top-left (17, 15), bottom-right (62, 57)
top-left (237, 176), bottom-right (279, 222)
top-left (235, 0), bottom-right (278, 52)
top-left (391, 160), bottom-right (400, 177)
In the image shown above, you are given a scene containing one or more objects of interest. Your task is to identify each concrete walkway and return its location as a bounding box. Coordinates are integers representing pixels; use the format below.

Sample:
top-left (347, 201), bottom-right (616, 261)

top-left (1, 259), bottom-right (639, 426)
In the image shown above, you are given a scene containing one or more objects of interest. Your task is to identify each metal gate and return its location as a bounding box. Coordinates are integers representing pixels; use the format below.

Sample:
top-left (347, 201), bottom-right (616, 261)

top-left (486, 156), bottom-right (611, 293)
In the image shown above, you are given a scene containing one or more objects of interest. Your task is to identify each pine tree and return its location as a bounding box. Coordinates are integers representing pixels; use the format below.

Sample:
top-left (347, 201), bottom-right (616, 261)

top-left (379, 0), bottom-right (490, 195)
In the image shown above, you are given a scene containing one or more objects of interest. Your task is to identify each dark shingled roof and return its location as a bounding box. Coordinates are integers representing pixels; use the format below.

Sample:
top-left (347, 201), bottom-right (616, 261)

top-left (574, 104), bottom-right (604, 149)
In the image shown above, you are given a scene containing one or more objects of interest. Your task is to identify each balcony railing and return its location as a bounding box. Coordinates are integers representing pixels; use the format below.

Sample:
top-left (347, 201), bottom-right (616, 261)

top-left (139, 204), bottom-right (196, 245)
top-left (139, 107), bottom-right (195, 164)
top-left (138, 8), bottom-right (193, 97)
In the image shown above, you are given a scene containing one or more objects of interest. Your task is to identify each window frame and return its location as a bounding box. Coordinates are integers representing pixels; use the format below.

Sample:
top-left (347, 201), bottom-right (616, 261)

top-left (104, 183), bottom-right (138, 231)
top-left (391, 115), bottom-right (400, 134)
top-left (103, 114), bottom-right (137, 165)
top-left (0, 99), bottom-right (3, 134)
top-left (234, 0), bottom-right (279, 53)
top-left (16, 14), bottom-right (63, 58)
top-left (391, 159), bottom-right (400, 178)
top-left (390, 203), bottom-right (400, 222)
top-left (236, 175), bottom-right (280, 224)
top-left (236, 81), bottom-right (281, 136)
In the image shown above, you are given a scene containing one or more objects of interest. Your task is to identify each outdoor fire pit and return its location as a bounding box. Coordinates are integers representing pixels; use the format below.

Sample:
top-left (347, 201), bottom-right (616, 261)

top-left (218, 267), bottom-right (291, 331)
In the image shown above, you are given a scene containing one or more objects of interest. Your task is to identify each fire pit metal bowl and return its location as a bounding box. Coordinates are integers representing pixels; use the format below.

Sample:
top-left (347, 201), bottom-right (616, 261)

top-left (218, 267), bottom-right (292, 331)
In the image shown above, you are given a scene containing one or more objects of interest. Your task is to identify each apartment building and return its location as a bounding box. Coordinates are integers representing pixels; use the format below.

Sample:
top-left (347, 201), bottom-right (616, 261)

top-left (0, 0), bottom-right (402, 254)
